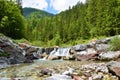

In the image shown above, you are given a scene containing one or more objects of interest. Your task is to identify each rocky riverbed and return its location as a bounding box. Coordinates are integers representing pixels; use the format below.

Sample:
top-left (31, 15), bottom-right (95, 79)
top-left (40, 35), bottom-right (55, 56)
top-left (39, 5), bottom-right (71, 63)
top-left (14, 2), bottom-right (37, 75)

top-left (0, 60), bottom-right (118, 80)
top-left (0, 34), bottom-right (120, 80)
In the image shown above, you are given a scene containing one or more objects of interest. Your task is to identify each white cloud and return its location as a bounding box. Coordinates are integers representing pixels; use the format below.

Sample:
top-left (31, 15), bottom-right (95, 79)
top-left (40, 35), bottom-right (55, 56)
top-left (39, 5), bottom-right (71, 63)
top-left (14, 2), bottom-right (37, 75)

top-left (22, 0), bottom-right (48, 10)
top-left (50, 0), bottom-right (86, 13)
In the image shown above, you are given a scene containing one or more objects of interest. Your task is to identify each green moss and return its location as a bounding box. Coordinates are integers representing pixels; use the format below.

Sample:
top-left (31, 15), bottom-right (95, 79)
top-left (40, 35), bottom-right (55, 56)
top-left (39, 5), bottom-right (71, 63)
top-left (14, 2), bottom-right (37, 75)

top-left (0, 52), bottom-right (9, 57)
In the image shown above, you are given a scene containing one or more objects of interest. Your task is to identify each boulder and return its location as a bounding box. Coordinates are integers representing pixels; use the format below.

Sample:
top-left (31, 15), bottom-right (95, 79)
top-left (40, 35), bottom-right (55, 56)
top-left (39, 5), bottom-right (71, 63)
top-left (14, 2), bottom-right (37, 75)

top-left (76, 48), bottom-right (98, 61)
top-left (0, 57), bottom-right (10, 69)
top-left (73, 44), bottom-right (87, 51)
top-left (0, 36), bottom-right (26, 64)
top-left (107, 61), bottom-right (120, 78)
top-left (95, 44), bottom-right (109, 52)
top-left (76, 53), bottom-right (98, 61)
top-left (25, 46), bottom-right (39, 55)
top-left (99, 51), bottom-right (120, 61)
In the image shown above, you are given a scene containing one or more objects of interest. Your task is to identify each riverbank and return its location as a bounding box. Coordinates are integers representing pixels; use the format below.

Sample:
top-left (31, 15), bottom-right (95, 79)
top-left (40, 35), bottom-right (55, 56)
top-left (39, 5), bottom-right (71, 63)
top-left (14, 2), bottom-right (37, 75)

top-left (0, 34), bottom-right (120, 80)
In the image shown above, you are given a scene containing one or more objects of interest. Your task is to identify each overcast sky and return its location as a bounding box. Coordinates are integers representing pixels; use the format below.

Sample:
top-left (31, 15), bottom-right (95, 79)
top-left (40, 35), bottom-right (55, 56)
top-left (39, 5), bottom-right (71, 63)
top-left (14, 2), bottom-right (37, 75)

top-left (22, 0), bottom-right (86, 14)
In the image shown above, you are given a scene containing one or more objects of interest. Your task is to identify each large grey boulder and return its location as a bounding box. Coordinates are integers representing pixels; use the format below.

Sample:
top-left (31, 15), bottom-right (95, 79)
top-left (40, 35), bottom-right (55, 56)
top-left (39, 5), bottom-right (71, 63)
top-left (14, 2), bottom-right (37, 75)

top-left (95, 44), bottom-right (109, 52)
top-left (0, 36), bottom-right (26, 64)
top-left (99, 51), bottom-right (120, 61)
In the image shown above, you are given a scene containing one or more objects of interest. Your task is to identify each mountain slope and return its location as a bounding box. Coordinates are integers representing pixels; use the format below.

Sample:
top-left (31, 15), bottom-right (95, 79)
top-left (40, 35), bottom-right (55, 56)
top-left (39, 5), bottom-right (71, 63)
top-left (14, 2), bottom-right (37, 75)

top-left (23, 7), bottom-right (54, 18)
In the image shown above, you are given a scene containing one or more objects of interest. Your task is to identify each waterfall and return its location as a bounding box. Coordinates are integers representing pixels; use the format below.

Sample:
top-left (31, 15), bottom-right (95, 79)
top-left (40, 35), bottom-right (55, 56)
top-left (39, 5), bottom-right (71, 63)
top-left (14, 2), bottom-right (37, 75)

top-left (49, 48), bottom-right (70, 57)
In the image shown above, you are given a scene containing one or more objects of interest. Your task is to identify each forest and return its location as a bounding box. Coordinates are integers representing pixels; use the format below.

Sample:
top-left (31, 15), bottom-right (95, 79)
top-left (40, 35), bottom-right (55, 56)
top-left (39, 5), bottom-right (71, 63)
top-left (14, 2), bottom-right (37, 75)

top-left (0, 0), bottom-right (120, 46)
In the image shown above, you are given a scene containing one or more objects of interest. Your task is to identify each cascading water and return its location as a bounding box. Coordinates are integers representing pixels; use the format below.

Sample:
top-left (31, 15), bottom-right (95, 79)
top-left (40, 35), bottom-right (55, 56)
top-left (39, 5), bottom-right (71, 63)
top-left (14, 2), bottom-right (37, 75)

top-left (49, 48), bottom-right (70, 58)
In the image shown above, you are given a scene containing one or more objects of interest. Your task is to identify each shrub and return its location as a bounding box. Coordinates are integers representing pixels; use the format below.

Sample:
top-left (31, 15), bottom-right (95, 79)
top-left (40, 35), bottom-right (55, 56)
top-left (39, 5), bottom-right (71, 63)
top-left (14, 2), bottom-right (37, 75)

top-left (108, 36), bottom-right (120, 51)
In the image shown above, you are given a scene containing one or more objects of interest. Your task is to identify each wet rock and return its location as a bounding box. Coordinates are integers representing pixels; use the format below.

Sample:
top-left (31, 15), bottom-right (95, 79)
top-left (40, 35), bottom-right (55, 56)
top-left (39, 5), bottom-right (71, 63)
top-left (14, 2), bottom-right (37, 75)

top-left (0, 48), bottom-right (4, 53)
top-left (45, 47), bottom-right (54, 54)
top-left (0, 57), bottom-right (10, 69)
top-left (25, 46), bottom-right (39, 55)
top-left (73, 44), bottom-right (87, 51)
top-left (107, 61), bottom-right (120, 78)
top-left (24, 59), bottom-right (33, 63)
top-left (40, 68), bottom-right (53, 76)
top-left (99, 51), bottom-right (120, 61)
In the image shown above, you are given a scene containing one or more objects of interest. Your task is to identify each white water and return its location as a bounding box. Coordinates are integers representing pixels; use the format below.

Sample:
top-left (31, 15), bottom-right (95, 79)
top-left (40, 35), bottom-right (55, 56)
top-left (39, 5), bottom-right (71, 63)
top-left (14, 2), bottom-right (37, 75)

top-left (49, 48), bottom-right (70, 57)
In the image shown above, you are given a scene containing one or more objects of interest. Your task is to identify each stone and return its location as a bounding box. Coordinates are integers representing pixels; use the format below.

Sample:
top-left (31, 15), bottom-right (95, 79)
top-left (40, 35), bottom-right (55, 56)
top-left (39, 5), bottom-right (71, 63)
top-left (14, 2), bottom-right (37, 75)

top-left (95, 44), bottom-right (109, 52)
top-left (0, 48), bottom-right (4, 53)
top-left (0, 57), bottom-right (10, 69)
top-left (81, 63), bottom-right (109, 74)
top-left (73, 44), bottom-right (87, 51)
top-left (76, 53), bottom-right (98, 61)
top-left (0, 36), bottom-right (26, 64)
top-left (107, 61), bottom-right (120, 78)
top-left (87, 42), bottom-right (96, 48)
top-left (99, 51), bottom-right (120, 61)
top-left (76, 48), bottom-right (98, 61)
top-left (40, 68), bottom-right (53, 76)
top-left (92, 74), bottom-right (103, 80)
top-left (25, 46), bottom-right (38, 55)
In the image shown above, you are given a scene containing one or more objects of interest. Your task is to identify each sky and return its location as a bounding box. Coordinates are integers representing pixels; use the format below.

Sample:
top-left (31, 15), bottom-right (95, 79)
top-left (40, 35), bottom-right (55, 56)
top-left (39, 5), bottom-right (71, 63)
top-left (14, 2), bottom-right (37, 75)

top-left (22, 0), bottom-right (86, 14)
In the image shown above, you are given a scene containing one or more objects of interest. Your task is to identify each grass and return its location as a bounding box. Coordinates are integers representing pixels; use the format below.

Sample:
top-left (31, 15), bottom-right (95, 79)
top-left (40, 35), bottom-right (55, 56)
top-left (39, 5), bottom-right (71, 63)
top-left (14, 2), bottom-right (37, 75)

top-left (13, 38), bottom-right (30, 44)
top-left (108, 36), bottom-right (120, 51)
top-left (14, 36), bottom-right (107, 48)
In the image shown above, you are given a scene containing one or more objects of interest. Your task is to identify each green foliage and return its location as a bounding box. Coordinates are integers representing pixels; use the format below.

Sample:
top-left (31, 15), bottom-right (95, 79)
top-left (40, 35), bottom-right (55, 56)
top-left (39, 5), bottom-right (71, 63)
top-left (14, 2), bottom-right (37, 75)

top-left (0, 0), bottom-right (25, 39)
top-left (14, 38), bottom-right (29, 44)
top-left (108, 36), bottom-right (120, 51)
top-left (31, 40), bottom-right (44, 47)
top-left (0, 52), bottom-right (9, 57)
top-left (23, 0), bottom-right (120, 46)
top-left (23, 8), bottom-right (54, 18)
top-left (54, 33), bottom-right (61, 46)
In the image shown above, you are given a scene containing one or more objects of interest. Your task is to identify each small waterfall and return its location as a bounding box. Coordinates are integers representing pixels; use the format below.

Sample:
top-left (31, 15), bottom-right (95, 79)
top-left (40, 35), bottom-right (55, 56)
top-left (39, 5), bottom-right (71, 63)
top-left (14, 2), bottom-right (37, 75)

top-left (37, 48), bottom-right (43, 55)
top-left (33, 48), bottom-right (43, 58)
top-left (49, 48), bottom-right (70, 58)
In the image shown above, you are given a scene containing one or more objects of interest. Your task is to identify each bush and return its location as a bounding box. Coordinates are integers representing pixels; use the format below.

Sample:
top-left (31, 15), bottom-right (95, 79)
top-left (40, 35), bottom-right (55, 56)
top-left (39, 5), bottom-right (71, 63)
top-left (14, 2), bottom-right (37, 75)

top-left (108, 36), bottom-right (120, 51)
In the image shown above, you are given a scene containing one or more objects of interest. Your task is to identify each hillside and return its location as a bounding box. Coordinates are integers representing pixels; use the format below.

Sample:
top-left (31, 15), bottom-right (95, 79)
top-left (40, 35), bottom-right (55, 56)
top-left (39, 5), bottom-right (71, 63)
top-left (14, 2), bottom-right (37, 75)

top-left (23, 7), bottom-right (54, 18)
top-left (24, 0), bottom-right (120, 46)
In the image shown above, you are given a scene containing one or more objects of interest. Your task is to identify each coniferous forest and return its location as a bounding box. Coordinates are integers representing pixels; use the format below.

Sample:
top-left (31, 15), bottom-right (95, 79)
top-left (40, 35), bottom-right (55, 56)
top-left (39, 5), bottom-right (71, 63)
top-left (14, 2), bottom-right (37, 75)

top-left (0, 0), bottom-right (120, 46)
